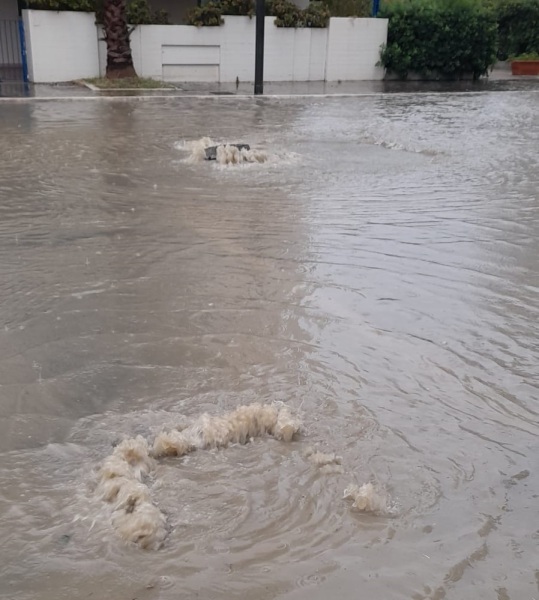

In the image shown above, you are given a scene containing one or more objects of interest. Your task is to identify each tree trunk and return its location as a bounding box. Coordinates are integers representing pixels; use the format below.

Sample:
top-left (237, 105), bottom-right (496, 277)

top-left (103, 0), bottom-right (137, 78)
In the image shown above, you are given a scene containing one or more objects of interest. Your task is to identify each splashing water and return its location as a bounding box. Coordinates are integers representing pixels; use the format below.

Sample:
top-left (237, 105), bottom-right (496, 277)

top-left (153, 403), bottom-right (299, 456)
top-left (94, 403), bottom-right (301, 549)
top-left (343, 482), bottom-right (389, 514)
top-left (305, 448), bottom-right (389, 504)
top-left (95, 436), bottom-right (166, 550)
top-left (175, 138), bottom-right (268, 165)
top-left (176, 137), bottom-right (214, 163)
top-left (304, 447), bottom-right (344, 474)
top-left (216, 144), bottom-right (268, 165)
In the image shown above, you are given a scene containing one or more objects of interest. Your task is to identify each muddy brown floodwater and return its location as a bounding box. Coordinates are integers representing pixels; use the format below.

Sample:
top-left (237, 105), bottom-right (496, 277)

top-left (0, 92), bottom-right (538, 600)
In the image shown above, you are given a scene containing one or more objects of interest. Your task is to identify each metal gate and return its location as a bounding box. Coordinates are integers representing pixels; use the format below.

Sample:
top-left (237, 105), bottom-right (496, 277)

top-left (0, 19), bottom-right (26, 82)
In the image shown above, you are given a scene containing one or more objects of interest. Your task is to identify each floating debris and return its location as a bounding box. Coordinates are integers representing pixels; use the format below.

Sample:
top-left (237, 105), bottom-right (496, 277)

top-left (205, 143), bottom-right (250, 160)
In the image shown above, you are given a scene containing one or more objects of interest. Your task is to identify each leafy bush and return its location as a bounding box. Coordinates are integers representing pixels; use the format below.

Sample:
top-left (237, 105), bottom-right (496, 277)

top-left (496, 0), bottom-right (539, 60)
top-left (26, 0), bottom-right (94, 11)
top-left (219, 0), bottom-right (255, 16)
top-left (151, 9), bottom-right (169, 23)
top-left (302, 1), bottom-right (331, 26)
top-left (379, 0), bottom-right (498, 80)
top-left (267, 0), bottom-right (303, 26)
top-left (124, 0), bottom-right (169, 24)
top-left (28, 0), bottom-right (169, 24)
top-left (186, 3), bottom-right (224, 26)
top-left (323, 0), bottom-right (371, 17)
top-left (186, 0), bottom-right (330, 27)
top-left (265, 0), bottom-right (330, 27)
top-left (510, 50), bottom-right (539, 59)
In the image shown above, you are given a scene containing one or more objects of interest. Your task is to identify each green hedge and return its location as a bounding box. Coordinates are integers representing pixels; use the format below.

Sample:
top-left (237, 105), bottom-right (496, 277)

top-left (187, 0), bottom-right (330, 27)
top-left (26, 0), bottom-right (169, 24)
top-left (496, 0), bottom-right (539, 59)
top-left (25, 0), bottom-right (94, 11)
top-left (186, 3), bottom-right (224, 26)
top-left (218, 0), bottom-right (255, 16)
top-left (322, 0), bottom-right (371, 17)
top-left (379, 0), bottom-right (498, 79)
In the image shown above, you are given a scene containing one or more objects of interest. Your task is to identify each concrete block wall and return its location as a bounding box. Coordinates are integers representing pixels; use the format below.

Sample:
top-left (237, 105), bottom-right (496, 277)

top-left (326, 18), bottom-right (387, 81)
top-left (264, 21), bottom-right (327, 82)
top-left (25, 10), bottom-right (388, 83)
top-left (218, 16), bottom-right (255, 83)
top-left (23, 10), bottom-right (99, 83)
top-left (98, 18), bottom-right (257, 82)
top-left (142, 23), bottom-right (225, 81)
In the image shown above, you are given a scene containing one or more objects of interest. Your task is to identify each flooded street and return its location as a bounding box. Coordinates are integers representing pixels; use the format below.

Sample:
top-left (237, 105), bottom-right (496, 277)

top-left (0, 92), bottom-right (538, 600)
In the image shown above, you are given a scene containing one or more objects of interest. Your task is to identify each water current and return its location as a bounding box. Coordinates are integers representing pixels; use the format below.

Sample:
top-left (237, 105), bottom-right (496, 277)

top-left (0, 91), bottom-right (538, 600)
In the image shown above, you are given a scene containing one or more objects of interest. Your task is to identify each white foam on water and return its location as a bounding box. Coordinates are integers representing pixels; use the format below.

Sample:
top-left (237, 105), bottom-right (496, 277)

top-left (152, 402), bottom-right (300, 457)
top-left (175, 137), bottom-right (287, 166)
top-left (215, 144), bottom-right (268, 165)
top-left (94, 403), bottom-right (301, 549)
top-left (111, 501), bottom-right (167, 550)
top-left (174, 137), bottom-right (216, 163)
top-left (95, 435), bottom-right (166, 550)
top-left (304, 448), bottom-right (391, 510)
top-left (304, 447), bottom-right (344, 474)
top-left (343, 482), bottom-right (389, 514)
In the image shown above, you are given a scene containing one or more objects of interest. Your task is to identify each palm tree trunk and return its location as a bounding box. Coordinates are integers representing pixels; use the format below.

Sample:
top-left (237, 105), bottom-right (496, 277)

top-left (103, 0), bottom-right (137, 78)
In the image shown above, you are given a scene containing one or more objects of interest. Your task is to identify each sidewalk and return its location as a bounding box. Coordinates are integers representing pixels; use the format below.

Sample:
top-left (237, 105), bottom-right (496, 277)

top-left (1, 68), bottom-right (538, 100)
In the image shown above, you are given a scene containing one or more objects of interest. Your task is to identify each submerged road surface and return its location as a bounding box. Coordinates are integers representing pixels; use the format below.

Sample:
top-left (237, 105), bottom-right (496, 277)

top-left (0, 92), bottom-right (538, 600)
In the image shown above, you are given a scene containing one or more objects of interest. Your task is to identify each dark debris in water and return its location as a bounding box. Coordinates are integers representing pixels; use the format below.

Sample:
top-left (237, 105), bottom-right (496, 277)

top-left (204, 143), bottom-right (251, 160)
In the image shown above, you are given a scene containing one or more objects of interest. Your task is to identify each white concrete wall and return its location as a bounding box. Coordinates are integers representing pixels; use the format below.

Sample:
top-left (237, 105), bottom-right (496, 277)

top-left (23, 10), bottom-right (99, 83)
top-left (27, 11), bottom-right (388, 83)
top-left (325, 17), bottom-right (387, 81)
top-left (218, 16), bottom-right (255, 83)
top-left (99, 19), bottom-right (254, 82)
top-left (99, 17), bottom-right (329, 83)
top-left (265, 21), bottom-right (328, 82)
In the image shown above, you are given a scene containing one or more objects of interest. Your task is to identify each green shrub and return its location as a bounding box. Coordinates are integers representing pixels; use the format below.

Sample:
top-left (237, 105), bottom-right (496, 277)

top-left (379, 0), bottom-right (498, 80)
top-left (218, 0), bottom-right (255, 16)
top-left (188, 0), bottom-right (330, 28)
top-left (510, 50), bottom-right (539, 59)
top-left (302, 1), bottom-right (331, 26)
top-left (187, 0), bottom-right (256, 26)
top-left (28, 0), bottom-right (169, 24)
top-left (125, 0), bottom-right (170, 24)
top-left (496, 0), bottom-right (539, 60)
top-left (26, 0), bottom-right (94, 11)
top-left (151, 9), bottom-right (170, 23)
top-left (265, 0), bottom-right (330, 27)
top-left (323, 0), bottom-right (371, 17)
top-left (186, 2), bottom-right (224, 25)
top-left (266, 0), bottom-right (303, 26)
top-left (27, 0), bottom-right (331, 28)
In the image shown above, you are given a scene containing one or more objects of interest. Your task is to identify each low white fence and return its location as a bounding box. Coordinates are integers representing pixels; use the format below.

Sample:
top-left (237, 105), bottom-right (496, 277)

top-left (22, 10), bottom-right (388, 84)
top-left (22, 11), bottom-right (99, 83)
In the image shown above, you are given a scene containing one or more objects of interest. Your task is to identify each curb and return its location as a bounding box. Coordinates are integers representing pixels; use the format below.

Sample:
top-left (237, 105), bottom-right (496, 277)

top-left (1, 88), bottom-right (539, 103)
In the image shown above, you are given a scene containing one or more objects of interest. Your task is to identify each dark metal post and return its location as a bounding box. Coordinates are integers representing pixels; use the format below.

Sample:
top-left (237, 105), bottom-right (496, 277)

top-left (254, 0), bottom-right (265, 95)
top-left (18, 18), bottom-right (29, 84)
